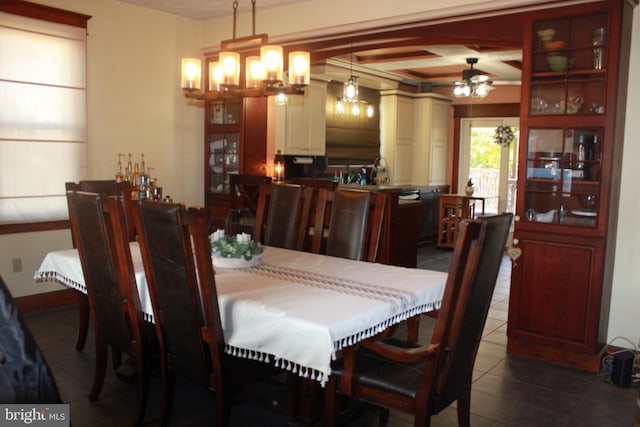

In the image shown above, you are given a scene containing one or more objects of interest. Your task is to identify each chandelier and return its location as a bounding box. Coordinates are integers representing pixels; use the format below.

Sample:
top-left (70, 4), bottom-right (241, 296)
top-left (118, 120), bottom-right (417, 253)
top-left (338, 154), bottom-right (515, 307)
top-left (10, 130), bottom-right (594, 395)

top-left (335, 51), bottom-right (374, 118)
top-left (453, 58), bottom-right (492, 99)
top-left (181, 0), bottom-right (310, 100)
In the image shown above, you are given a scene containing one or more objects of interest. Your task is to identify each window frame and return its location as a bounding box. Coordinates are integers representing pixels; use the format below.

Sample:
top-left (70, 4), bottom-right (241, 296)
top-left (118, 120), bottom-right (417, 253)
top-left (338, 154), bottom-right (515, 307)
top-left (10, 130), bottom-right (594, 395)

top-left (0, 0), bottom-right (90, 235)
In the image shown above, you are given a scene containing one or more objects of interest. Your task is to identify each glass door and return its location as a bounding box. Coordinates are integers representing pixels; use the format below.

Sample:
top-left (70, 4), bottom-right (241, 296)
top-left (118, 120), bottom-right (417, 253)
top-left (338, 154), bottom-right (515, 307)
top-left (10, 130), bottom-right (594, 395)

top-left (459, 118), bottom-right (519, 214)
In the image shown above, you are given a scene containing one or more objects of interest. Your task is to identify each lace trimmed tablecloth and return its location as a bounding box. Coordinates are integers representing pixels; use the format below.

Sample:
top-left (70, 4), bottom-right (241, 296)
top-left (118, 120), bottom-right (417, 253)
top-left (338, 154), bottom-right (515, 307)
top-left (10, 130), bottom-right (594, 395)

top-left (35, 244), bottom-right (447, 385)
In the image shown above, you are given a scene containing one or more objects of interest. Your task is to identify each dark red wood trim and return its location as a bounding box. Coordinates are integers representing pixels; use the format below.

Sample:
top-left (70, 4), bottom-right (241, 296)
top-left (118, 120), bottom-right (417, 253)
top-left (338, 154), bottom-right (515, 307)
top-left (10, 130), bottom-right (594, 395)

top-left (14, 288), bottom-right (77, 314)
top-left (0, 220), bottom-right (69, 235)
top-left (0, 0), bottom-right (91, 28)
top-left (507, 335), bottom-right (602, 373)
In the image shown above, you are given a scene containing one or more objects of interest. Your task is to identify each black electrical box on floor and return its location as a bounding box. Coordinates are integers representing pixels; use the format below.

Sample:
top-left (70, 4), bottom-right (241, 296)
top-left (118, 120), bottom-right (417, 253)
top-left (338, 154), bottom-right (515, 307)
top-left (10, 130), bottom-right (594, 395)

top-left (611, 350), bottom-right (634, 387)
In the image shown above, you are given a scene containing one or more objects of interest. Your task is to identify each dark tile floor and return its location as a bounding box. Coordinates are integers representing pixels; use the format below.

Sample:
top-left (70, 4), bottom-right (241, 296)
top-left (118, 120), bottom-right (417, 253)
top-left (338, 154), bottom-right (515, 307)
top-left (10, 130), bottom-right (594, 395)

top-left (23, 245), bottom-right (640, 426)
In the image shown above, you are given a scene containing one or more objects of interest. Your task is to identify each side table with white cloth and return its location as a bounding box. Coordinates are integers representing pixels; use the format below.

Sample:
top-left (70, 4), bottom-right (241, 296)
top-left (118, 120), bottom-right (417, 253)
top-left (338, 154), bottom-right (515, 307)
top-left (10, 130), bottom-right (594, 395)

top-left (35, 243), bottom-right (447, 385)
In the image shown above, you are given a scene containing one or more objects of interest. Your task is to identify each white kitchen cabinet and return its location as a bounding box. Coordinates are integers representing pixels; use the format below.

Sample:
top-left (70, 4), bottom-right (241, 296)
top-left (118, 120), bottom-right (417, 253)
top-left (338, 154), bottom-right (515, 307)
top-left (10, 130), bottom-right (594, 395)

top-left (380, 90), bottom-right (451, 186)
top-left (268, 79), bottom-right (327, 156)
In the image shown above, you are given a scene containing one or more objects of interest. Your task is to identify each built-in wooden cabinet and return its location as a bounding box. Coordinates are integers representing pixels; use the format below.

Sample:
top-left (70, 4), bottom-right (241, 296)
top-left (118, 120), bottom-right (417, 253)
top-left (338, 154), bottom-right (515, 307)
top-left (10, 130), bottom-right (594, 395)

top-left (507, 0), bottom-right (634, 372)
top-left (267, 79), bottom-right (327, 156)
top-left (204, 96), bottom-right (268, 229)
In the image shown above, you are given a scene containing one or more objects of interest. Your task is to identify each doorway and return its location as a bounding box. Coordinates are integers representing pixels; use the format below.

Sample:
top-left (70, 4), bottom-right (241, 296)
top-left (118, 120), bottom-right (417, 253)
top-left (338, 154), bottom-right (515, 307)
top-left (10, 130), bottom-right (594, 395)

top-left (458, 118), bottom-right (519, 215)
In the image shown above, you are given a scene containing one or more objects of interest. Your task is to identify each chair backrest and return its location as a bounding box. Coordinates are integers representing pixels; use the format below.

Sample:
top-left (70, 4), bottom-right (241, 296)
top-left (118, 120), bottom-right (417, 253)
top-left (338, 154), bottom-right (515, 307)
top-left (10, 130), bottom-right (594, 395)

top-left (229, 174), bottom-right (272, 212)
top-left (66, 191), bottom-right (144, 353)
top-left (0, 275), bottom-right (62, 404)
top-left (433, 212), bottom-right (513, 411)
top-left (65, 180), bottom-right (135, 244)
top-left (254, 183), bottom-right (313, 250)
top-left (312, 188), bottom-right (387, 262)
top-left (132, 200), bottom-right (224, 386)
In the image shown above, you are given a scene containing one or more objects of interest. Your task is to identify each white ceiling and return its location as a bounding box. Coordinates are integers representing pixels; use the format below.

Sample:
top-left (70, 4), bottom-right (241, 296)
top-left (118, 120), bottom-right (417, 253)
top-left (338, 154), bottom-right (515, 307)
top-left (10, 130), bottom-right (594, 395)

top-left (117, 0), bottom-right (522, 88)
top-left (116, 0), bottom-right (307, 20)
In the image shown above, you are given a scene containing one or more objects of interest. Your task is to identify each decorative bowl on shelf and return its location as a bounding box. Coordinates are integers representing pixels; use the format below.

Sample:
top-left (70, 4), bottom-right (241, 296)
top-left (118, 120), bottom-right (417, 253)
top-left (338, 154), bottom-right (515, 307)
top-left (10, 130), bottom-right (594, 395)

top-left (547, 55), bottom-right (570, 72)
top-left (543, 40), bottom-right (565, 54)
top-left (537, 28), bottom-right (556, 42)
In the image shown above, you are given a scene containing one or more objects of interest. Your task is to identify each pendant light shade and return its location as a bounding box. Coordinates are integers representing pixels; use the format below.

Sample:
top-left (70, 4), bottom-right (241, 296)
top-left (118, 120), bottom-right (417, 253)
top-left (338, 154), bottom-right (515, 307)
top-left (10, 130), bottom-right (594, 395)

top-left (246, 56), bottom-right (263, 89)
top-left (219, 51), bottom-right (240, 87)
top-left (289, 51), bottom-right (310, 86)
top-left (181, 58), bottom-right (201, 90)
top-left (261, 45), bottom-right (283, 84)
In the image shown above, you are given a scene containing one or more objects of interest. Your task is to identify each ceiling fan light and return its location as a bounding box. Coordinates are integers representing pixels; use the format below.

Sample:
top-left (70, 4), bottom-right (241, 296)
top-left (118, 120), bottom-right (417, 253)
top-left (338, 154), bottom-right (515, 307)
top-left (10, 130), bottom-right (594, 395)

top-left (472, 83), bottom-right (488, 98)
top-left (471, 74), bottom-right (490, 83)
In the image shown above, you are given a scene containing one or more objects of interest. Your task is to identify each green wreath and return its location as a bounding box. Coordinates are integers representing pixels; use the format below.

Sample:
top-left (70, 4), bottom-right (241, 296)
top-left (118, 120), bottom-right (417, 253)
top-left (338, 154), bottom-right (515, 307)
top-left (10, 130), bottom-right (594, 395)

top-left (494, 125), bottom-right (515, 147)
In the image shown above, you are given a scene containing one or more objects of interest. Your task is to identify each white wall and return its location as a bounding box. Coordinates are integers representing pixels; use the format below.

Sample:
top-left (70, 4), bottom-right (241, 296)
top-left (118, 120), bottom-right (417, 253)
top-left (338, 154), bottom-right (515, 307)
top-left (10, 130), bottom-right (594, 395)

top-left (607, 5), bottom-right (640, 347)
top-left (0, 0), bottom-right (203, 296)
top-left (1, 0), bottom-right (638, 348)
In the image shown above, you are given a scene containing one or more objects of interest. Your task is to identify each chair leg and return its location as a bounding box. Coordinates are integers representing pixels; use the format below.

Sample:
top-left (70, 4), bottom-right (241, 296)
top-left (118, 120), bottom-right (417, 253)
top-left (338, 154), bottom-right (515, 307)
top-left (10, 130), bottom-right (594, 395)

top-left (75, 294), bottom-right (90, 351)
top-left (159, 366), bottom-right (175, 427)
top-left (323, 377), bottom-right (337, 427)
top-left (89, 338), bottom-right (108, 401)
top-left (378, 407), bottom-right (390, 425)
top-left (131, 354), bottom-right (151, 426)
top-left (215, 386), bottom-right (232, 427)
top-left (456, 387), bottom-right (471, 427)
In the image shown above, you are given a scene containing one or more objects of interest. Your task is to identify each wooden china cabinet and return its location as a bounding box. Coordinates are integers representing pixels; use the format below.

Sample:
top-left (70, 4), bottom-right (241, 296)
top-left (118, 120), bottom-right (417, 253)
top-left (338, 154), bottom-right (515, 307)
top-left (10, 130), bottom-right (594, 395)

top-left (203, 61), bottom-right (269, 229)
top-left (507, 0), bottom-right (635, 371)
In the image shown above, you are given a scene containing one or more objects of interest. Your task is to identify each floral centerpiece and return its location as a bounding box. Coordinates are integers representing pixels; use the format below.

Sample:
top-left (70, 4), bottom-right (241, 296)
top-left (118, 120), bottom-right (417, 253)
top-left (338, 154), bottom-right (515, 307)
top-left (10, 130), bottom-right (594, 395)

top-left (494, 125), bottom-right (515, 147)
top-left (210, 230), bottom-right (264, 268)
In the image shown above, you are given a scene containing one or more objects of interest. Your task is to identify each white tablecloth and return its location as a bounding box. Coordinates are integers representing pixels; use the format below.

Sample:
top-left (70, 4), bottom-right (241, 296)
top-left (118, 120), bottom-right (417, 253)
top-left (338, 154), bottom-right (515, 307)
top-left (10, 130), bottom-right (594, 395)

top-left (35, 244), bottom-right (447, 385)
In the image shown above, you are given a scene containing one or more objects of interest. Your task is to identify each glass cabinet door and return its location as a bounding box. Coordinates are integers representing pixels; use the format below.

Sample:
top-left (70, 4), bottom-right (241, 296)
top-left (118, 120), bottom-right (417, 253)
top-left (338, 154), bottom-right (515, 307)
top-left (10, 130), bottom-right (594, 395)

top-left (530, 14), bottom-right (608, 116)
top-left (207, 98), bottom-right (241, 194)
top-left (208, 132), bottom-right (239, 193)
top-left (525, 128), bottom-right (601, 226)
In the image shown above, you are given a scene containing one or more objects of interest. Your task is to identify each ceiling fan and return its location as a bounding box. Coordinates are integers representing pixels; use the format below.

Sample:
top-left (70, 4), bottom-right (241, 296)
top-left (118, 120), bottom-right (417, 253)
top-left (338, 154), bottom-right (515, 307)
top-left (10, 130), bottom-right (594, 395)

top-left (453, 57), bottom-right (493, 98)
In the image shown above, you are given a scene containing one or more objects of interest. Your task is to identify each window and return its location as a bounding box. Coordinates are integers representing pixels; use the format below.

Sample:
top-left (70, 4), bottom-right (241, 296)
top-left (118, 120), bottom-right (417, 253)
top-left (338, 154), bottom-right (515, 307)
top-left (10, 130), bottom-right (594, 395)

top-left (0, 2), bottom-right (90, 232)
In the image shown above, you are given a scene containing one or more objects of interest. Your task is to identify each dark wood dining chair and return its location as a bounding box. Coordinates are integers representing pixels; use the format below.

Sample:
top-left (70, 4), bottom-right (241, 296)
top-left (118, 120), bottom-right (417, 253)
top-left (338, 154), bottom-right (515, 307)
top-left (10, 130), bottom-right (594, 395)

top-left (65, 180), bottom-right (134, 352)
top-left (253, 183), bottom-right (313, 250)
top-left (0, 274), bottom-right (62, 404)
top-left (311, 188), bottom-right (387, 262)
top-left (229, 174), bottom-right (272, 212)
top-left (324, 213), bottom-right (512, 427)
top-left (225, 174), bottom-right (273, 236)
top-left (132, 200), bottom-right (277, 427)
top-left (66, 191), bottom-right (154, 425)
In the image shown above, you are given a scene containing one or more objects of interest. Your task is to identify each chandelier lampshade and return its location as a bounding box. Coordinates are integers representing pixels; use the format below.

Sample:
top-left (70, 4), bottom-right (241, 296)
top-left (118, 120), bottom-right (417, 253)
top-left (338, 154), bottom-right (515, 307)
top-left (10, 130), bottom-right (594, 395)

top-left (181, 58), bottom-right (201, 90)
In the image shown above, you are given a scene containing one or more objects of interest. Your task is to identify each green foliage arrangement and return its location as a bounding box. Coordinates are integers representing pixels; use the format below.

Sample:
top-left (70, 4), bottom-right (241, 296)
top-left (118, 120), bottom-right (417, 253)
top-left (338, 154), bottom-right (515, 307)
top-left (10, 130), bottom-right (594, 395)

top-left (210, 234), bottom-right (264, 261)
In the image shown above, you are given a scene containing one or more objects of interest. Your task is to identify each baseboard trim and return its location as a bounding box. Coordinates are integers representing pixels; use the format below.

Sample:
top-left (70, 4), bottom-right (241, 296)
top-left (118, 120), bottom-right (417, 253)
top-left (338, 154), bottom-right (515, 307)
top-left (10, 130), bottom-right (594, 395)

top-left (14, 288), bottom-right (78, 314)
top-left (507, 336), bottom-right (603, 373)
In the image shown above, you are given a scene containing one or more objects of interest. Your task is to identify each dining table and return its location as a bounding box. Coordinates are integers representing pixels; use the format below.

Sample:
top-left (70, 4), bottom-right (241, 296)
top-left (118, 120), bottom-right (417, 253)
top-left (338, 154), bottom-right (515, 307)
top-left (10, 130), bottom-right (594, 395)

top-left (34, 243), bottom-right (447, 386)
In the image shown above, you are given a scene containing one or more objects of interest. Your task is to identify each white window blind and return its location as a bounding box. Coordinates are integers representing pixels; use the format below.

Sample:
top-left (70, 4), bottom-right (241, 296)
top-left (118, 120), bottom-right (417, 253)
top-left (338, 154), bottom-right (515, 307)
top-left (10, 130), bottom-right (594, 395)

top-left (0, 11), bottom-right (87, 225)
